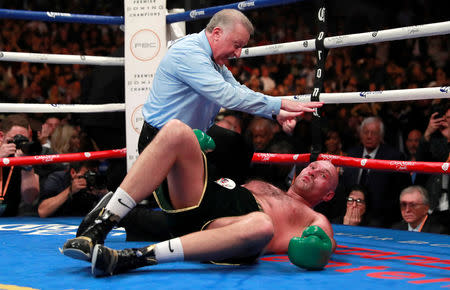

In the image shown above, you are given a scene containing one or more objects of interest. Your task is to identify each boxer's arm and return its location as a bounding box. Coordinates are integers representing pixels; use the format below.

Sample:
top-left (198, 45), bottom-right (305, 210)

top-left (310, 215), bottom-right (336, 252)
top-left (288, 215), bottom-right (335, 270)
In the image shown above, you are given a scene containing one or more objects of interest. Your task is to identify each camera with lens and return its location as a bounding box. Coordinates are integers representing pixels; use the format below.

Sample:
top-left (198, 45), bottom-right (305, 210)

top-left (83, 170), bottom-right (107, 189)
top-left (7, 134), bottom-right (42, 156)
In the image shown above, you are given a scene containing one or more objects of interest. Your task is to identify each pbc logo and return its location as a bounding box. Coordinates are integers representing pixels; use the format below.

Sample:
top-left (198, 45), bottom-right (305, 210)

top-left (303, 41), bottom-right (308, 48)
top-left (244, 48), bottom-right (249, 55)
top-left (440, 86), bottom-right (449, 93)
top-left (372, 31), bottom-right (378, 37)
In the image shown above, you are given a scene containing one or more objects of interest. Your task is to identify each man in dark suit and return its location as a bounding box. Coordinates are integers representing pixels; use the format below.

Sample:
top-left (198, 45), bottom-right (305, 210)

top-left (415, 105), bottom-right (450, 231)
top-left (392, 186), bottom-right (448, 234)
top-left (342, 116), bottom-right (411, 227)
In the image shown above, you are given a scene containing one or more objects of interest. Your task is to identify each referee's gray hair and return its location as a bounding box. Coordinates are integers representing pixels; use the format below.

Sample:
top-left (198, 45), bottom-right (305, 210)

top-left (206, 9), bottom-right (254, 35)
top-left (400, 185), bottom-right (430, 205)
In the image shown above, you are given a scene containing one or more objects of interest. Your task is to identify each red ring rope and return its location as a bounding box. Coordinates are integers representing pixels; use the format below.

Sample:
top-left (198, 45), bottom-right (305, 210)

top-left (251, 153), bottom-right (450, 174)
top-left (1, 149), bottom-right (448, 174)
top-left (0, 148), bottom-right (126, 166)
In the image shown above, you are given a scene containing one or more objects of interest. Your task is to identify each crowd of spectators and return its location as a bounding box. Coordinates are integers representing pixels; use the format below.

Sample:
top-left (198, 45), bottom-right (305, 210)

top-left (0, 1), bottom-right (448, 234)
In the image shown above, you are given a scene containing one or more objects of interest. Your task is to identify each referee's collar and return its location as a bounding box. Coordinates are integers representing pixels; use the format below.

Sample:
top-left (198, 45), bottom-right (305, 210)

top-left (199, 29), bottom-right (213, 59)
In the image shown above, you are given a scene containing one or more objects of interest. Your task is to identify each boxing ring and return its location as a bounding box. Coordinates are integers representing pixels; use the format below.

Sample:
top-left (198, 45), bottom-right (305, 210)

top-left (0, 217), bottom-right (449, 289)
top-left (0, 0), bottom-right (449, 289)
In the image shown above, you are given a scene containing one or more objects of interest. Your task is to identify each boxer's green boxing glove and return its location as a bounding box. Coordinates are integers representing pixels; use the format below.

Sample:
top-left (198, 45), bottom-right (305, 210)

top-left (288, 225), bottom-right (332, 270)
top-left (193, 129), bottom-right (216, 152)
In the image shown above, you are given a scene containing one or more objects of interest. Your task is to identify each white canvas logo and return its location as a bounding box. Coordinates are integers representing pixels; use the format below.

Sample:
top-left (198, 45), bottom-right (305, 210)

top-left (2, 158), bottom-right (10, 165)
top-left (130, 29), bottom-right (161, 61)
top-left (293, 154), bottom-right (299, 160)
top-left (361, 159), bottom-right (368, 166)
top-left (442, 163), bottom-right (449, 171)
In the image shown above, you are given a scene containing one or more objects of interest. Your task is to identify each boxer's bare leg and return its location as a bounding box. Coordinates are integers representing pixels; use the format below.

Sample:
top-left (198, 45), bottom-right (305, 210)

top-left (92, 212), bottom-right (274, 276)
top-left (119, 119), bottom-right (205, 207)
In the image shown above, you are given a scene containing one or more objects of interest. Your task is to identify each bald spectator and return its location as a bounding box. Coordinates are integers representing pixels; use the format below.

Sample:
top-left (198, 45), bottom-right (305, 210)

top-left (246, 117), bottom-right (275, 152)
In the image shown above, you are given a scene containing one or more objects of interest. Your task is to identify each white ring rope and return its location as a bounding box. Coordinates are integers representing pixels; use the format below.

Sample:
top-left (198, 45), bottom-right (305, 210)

top-left (0, 103), bottom-right (125, 113)
top-left (0, 87), bottom-right (447, 113)
top-left (281, 87), bottom-right (450, 104)
top-left (0, 21), bottom-right (448, 65)
top-left (0, 51), bottom-right (123, 66)
top-left (241, 21), bottom-right (450, 58)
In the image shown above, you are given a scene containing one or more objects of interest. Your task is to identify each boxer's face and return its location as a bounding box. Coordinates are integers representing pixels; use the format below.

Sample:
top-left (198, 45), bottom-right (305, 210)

top-left (294, 161), bottom-right (337, 203)
top-left (212, 23), bottom-right (249, 66)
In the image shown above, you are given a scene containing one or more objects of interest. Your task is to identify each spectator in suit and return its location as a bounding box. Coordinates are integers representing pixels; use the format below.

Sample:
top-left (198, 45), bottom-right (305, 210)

top-left (342, 116), bottom-right (411, 227)
top-left (392, 185), bottom-right (448, 234)
top-left (415, 104), bottom-right (450, 231)
top-left (404, 128), bottom-right (422, 184)
top-left (405, 129), bottom-right (422, 162)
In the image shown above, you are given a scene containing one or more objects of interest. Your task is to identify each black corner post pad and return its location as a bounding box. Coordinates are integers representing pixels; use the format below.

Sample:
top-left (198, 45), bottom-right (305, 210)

top-left (310, 0), bottom-right (328, 163)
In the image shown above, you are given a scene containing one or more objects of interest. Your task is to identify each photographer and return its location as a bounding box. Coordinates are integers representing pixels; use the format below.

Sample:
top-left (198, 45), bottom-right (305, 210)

top-left (38, 161), bottom-right (108, 217)
top-left (416, 103), bottom-right (450, 230)
top-left (0, 114), bottom-right (40, 217)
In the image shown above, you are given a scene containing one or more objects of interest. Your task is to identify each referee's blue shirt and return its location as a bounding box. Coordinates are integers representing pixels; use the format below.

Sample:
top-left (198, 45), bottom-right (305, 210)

top-left (142, 30), bottom-right (281, 132)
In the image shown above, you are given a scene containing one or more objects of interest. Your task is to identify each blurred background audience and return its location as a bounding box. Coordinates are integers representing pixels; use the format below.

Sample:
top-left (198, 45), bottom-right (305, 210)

top-left (0, 1), bottom-right (448, 234)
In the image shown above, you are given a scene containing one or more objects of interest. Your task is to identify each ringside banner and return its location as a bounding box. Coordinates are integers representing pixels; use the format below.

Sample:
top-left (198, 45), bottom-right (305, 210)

top-left (124, 0), bottom-right (167, 169)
